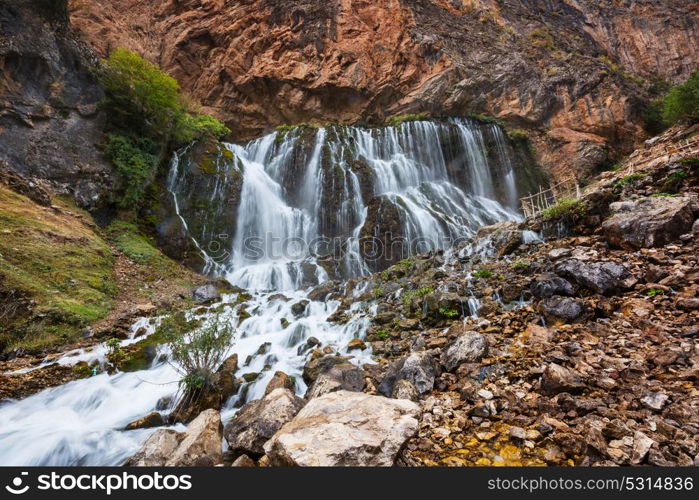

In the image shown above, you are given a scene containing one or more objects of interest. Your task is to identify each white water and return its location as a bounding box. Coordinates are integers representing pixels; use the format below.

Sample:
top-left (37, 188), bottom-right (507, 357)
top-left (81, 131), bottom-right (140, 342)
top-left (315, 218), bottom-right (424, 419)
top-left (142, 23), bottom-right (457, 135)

top-left (0, 118), bottom-right (527, 465)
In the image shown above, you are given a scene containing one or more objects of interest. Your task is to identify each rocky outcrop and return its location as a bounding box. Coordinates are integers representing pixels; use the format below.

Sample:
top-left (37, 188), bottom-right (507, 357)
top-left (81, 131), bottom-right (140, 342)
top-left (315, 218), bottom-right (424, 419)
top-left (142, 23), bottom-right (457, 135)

top-left (440, 332), bottom-right (488, 371)
top-left (602, 196), bottom-right (699, 249)
top-left (264, 390), bottom-right (420, 466)
top-left (0, 0), bottom-right (112, 208)
top-left (224, 388), bottom-right (304, 458)
top-left (126, 409), bottom-right (223, 466)
top-left (70, 0), bottom-right (699, 179)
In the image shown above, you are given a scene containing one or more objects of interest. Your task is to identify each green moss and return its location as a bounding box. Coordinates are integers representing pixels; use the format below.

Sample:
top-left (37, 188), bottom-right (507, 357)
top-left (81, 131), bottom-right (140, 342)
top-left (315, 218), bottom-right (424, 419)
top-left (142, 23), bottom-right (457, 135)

top-left (613, 173), bottom-right (646, 189)
top-left (386, 113), bottom-right (430, 127)
top-left (0, 187), bottom-right (117, 352)
top-left (105, 220), bottom-right (181, 278)
top-left (401, 286), bottom-right (433, 307)
top-left (541, 198), bottom-right (587, 220)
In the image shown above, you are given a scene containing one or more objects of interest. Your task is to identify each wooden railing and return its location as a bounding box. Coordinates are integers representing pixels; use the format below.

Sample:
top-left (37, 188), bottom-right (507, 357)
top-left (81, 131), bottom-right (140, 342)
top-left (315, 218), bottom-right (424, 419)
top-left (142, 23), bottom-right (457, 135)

top-left (520, 178), bottom-right (580, 219)
top-left (626, 138), bottom-right (699, 174)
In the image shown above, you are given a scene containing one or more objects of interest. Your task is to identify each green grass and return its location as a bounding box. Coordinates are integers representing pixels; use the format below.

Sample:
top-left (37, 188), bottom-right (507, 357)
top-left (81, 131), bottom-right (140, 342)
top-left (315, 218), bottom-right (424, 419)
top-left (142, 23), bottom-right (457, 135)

top-left (105, 220), bottom-right (181, 278)
top-left (0, 186), bottom-right (116, 352)
top-left (541, 198), bottom-right (587, 220)
top-left (401, 286), bottom-right (434, 307)
top-left (472, 269), bottom-right (494, 279)
top-left (613, 173), bottom-right (646, 189)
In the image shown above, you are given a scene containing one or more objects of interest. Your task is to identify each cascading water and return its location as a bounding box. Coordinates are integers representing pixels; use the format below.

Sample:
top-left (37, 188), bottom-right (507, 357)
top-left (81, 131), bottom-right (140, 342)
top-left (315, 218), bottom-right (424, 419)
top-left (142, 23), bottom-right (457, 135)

top-left (0, 118), bottom-right (529, 466)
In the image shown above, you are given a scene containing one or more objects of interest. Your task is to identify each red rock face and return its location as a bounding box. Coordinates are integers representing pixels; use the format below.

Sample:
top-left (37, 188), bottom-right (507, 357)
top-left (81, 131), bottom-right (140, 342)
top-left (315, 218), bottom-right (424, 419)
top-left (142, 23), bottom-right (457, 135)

top-left (70, 0), bottom-right (699, 179)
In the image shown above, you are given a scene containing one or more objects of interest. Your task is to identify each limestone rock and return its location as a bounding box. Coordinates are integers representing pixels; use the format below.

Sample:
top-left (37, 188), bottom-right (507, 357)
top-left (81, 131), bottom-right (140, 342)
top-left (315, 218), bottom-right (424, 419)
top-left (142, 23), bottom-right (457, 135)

top-left (165, 409), bottom-right (223, 466)
top-left (264, 391), bottom-right (420, 466)
top-left (440, 332), bottom-right (488, 371)
top-left (378, 351), bottom-right (438, 396)
top-left (224, 388), bottom-right (305, 458)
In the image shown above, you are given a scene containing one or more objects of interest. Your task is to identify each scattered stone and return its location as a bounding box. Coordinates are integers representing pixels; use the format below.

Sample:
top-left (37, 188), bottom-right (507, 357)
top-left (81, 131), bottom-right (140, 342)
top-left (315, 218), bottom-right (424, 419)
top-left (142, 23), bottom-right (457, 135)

top-left (555, 259), bottom-right (634, 295)
top-left (540, 296), bottom-right (587, 324)
top-left (231, 454), bottom-right (256, 467)
top-left (440, 332), bottom-right (488, 371)
top-left (306, 362), bottom-right (365, 399)
top-left (378, 351), bottom-right (438, 396)
top-left (640, 392), bottom-right (669, 411)
top-left (540, 363), bottom-right (585, 395)
top-left (631, 431), bottom-right (655, 464)
top-left (264, 371), bottom-right (295, 396)
top-left (347, 338), bottom-right (366, 351)
top-left (391, 379), bottom-right (419, 401)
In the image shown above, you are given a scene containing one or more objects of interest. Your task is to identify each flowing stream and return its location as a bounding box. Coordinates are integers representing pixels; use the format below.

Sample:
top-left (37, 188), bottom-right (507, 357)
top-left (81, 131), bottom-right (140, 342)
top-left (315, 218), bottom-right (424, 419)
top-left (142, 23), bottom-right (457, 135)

top-left (0, 118), bottom-right (528, 465)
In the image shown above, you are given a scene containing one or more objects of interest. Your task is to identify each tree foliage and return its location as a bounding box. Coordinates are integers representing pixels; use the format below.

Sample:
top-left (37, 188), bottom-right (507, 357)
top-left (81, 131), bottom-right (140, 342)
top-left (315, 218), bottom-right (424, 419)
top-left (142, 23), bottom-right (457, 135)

top-left (97, 48), bottom-right (230, 207)
top-left (662, 68), bottom-right (699, 124)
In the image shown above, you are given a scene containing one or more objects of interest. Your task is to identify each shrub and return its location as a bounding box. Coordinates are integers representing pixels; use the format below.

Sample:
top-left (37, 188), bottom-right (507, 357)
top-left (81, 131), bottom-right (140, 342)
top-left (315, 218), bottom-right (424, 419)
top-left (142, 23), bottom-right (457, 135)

top-left (98, 48), bottom-right (230, 207)
top-left (541, 198), bottom-right (587, 220)
top-left (159, 312), bottom-right (234, 407)
top-left (663, 69), bottom-right (699, 124)
top-left (104, 135), bottom-right (159, 207)
top-left (646, 288), bottom-right (664, 297)
top-left (401, 286), bottom-right (434, 307)
top-left (439, 307), bottom-right (459, 318)
top-left (472, 269), bottom-right (493, 279)
top-left (105, 338), bottom-right (126, 368)
top-left (614, 173), bottom-right (646, 189)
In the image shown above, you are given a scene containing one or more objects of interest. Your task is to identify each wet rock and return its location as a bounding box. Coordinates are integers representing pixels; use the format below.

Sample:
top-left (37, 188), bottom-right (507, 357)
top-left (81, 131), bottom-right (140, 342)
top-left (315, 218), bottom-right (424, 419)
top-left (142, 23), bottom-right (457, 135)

top-left (540, 296), bottom-right (587, 324)
top-left (555, 259), bottom-right (634, 295)
top-left (602, 196), bottom-right (698, 249)
top-left (124, 411), bottom-right (165, 431)
top-left (440, 332), bottom-right (488, 371)
top-left (530, 275), bottom-right (575, 298)
top-left (224, 388), bottom-right (305, 458)
top-left (125, 429), bottom-right (183, 466)
top-left (264, 371), bottom-right (296, 395)
top-left (264, 391), bottom-right (419, 466)
top-left (290, 300), bottom-right (309, 317)
top-left (475, 221), bottom-right (522, 256)
top-left (302, 354), bottom-right (352, 385)
top-left (378, 351), bottom-right (438, 396)
top-left (307, 281), bottom-right (339, 301)
top-left (192, 284), bottom-right (221, 304)
top-left (306, 363), bottom-right (365, 399)
top-left (540, 363), bottom-right (585, 394)
top-left (347, 338), bottom-right (366, 351)
top-left (166, 409), bottom-right (223, 466)
top-left (548, 248), bottom-right (572, 260)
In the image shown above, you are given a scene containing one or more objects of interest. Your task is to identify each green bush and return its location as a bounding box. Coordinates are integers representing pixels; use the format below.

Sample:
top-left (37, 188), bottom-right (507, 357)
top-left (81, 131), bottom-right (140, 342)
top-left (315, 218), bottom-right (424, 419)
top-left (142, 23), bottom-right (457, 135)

top-left (663, 69), bottom-right (699, 124)
top-left (472, 269), bottom-right (493, 279)
top-left (98, 48), bottom-right (230, 207)
top-left (104, 135), bottom-right (159, 207)
top-left (541, 198), bottom-right (587, 220)
top-left (614, 173), bottom-right (645, 189)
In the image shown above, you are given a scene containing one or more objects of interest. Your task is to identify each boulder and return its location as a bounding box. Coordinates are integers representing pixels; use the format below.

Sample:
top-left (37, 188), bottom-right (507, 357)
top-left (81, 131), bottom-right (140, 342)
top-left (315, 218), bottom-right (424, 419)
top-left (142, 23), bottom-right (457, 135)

top-left (126, 409), bottom-right (223, 466)
top-left (124, 429), bottom-right (183, 466)
top-left (602, 196), bottom-right (697, 249)
top-left (540, 296), bottom-right (587, 324)
top-left (264, 371), bottom-right (296, 396)
top-left (306, 363), bottom-right (365, 399)
top-left (440, 332), bottom-right (488, 371)
top-left (475, 221), bottom-right (522, 256)
top-left (191, 284), bottom-right (221, 304)
top-left (530, 274), bottom-right (575, 298)
top-left (165, 409), bottom-right (223, 466)
top-left (224, 388), bottom-right (305, 458)
top-left (555, 259), bottom-right (634, 295)
top-left (264, 391), bottom-right (420, 466)
top-left (124, 411), bottom-right (165, 430)
top-left (302, 354), bottom-right (352, 385)
top-left (540, 363), bottom-right (586, 395)
top-left (378, 351), bottom-right (438, 396)
top-left (231, 454), bottom-right (256, 467)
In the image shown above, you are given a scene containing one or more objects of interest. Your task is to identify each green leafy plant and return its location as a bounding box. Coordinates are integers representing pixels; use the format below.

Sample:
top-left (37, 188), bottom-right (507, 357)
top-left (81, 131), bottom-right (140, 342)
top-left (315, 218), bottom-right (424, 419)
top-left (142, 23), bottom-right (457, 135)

top-left (646, 288), bottom-right (665, 297)
top-left (105, 338), bottom-right (126, 368)
top-left (439, 307), bottom-right (459, 318)
top-left (662, 68), bottom-right (699, 124)
top-left (376, 329), bottom-right (389, 340)
top-left (511, 260), bottom-right (531, 269)
top-left (613, 173), bottom-right (646, 189)
top-left (472, 269), bottom-right (494, 279)
top-left (401, 286), bottom-right (434, 307)
top-left (541, 198), bottom-right (587, 221)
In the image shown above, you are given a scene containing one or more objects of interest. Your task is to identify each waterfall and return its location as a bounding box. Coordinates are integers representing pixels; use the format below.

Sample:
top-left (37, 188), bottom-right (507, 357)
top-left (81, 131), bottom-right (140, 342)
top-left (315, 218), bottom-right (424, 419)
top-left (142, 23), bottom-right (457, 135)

top-left (169, 118), bottom-right (523, 290)
top-left (0, 117), bottom-right (528, 466)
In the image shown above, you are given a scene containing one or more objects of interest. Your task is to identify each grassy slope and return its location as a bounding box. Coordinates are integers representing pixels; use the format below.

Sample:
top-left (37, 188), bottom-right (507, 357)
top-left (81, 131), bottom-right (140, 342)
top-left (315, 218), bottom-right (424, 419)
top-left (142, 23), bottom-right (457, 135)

top-left (0, 184), bottom-right (200, 353)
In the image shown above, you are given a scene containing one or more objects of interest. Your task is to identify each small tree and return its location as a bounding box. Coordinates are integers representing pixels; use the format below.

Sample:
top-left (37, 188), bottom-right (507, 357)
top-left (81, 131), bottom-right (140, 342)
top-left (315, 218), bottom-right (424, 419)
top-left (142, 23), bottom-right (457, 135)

top-left (663, 69), bottom-right (699, 124)
top-left (158, 312), bottom-right (235, 417)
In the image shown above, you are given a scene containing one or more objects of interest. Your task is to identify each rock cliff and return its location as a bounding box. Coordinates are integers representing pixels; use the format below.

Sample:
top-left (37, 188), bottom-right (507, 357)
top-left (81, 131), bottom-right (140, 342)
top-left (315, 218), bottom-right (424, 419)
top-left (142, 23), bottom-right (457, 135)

top-left (71, 0), bottom-right (699, 179)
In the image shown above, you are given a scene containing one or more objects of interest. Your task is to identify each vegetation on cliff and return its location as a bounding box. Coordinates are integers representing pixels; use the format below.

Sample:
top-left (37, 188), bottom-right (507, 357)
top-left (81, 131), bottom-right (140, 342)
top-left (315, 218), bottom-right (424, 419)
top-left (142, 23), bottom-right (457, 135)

top-left (645, 68), bottom-right (699, 133)
top-left (98, 48), bottom-right (230, 208)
